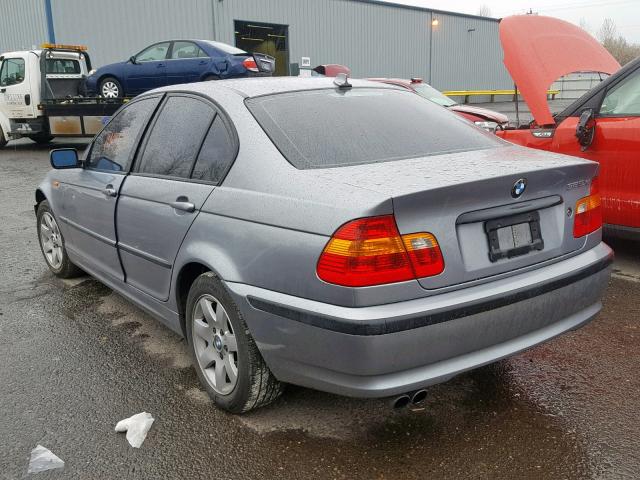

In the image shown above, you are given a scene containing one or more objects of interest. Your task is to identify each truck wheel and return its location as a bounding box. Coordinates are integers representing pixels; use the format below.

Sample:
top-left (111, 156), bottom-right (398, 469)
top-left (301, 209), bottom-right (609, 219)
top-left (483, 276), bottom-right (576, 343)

top-left (186, 272), bottom-right (283, 413)
top-left (0, 128), bottom-right (7, 148)
top-left (99, 77), bottom-right (123, 98)
top-left (36, 201), bottom-right (83, 278)
top-left (31, 135), bottom-right (53, 145)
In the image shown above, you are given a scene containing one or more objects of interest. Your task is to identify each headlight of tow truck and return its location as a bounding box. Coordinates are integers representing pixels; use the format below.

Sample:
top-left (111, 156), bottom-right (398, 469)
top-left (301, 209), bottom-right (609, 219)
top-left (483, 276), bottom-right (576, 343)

top-left (474, 121), bottom-right (499, 132)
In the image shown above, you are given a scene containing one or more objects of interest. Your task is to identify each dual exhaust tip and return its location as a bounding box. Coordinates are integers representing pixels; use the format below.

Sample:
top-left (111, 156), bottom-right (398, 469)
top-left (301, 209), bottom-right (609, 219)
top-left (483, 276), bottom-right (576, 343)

top-left (391, 389), bottom-right (428, 409)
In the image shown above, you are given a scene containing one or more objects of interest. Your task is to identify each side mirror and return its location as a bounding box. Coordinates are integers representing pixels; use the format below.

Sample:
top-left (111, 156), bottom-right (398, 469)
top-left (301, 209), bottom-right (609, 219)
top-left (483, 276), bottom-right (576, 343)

top-left (50, 148), bottom-right (80, 169)
top-left (129, 56), bottom-right (138, 65)
top-left (576, 108), bottom-right (595, 150)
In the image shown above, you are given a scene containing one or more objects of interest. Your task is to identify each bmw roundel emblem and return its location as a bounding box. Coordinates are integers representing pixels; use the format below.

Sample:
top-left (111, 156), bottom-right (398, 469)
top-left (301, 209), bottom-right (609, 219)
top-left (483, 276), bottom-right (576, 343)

top-left (511, 178), bottom-right (527, 198)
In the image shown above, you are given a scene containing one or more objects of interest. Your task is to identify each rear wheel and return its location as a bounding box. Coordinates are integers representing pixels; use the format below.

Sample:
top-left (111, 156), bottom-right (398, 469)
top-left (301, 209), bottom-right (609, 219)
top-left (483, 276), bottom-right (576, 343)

top-left (186, 272), bottom-right (283, 413)
top-left (0, 127), bottom-right (7, 148)
top-left (99, 77), bottom-right (123, 98)
top-left (36, 201), bottom-right (83, 278)
top-left (31, 134), bottom-right (53, 145)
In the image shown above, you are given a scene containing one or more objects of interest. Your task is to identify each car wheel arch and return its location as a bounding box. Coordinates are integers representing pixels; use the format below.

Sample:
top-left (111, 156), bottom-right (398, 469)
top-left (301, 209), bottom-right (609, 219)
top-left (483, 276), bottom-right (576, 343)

top-left (175, 260), bottom-right (224, 337)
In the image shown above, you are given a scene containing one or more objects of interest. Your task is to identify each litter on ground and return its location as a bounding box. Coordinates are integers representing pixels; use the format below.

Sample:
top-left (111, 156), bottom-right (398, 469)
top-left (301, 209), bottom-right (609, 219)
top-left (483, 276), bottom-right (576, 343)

top-left (27, 445), bottom-right (64, 474)
top-left (115, 412), bottom-right (155, 448)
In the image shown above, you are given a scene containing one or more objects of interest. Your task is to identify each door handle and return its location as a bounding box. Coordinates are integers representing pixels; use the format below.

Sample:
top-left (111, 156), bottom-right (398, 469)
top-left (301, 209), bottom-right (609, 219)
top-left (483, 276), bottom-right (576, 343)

top-left (157, 63), bottom-right (166, 68)
top-left (102, 185), bottom-right (117, 197)
top-left (170, 199), bottom-right (195, 212)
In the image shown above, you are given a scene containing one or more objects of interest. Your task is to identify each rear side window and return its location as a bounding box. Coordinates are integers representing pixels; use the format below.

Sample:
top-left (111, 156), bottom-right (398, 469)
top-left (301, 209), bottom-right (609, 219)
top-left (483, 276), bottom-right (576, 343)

top-left (246, 88), bottom-right (503, 169)
top-left (137, 96), bottom-right (215, 178)
top-left (87, 97), bottom-right (160, 172)
top-left (191, 115), bottom-right (237, 183)
top-left (171, 41), bottom-right (208, 59)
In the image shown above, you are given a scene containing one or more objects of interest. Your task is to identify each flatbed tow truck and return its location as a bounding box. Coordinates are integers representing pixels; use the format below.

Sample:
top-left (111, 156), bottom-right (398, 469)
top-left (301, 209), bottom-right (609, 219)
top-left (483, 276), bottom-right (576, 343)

top-left (0, 44), bottom-right (127, 147)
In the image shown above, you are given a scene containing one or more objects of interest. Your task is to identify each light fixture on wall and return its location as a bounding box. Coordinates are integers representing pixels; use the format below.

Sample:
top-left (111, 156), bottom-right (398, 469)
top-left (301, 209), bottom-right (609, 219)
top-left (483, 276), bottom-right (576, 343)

top-left (432, 18), bottom-right (439, 27)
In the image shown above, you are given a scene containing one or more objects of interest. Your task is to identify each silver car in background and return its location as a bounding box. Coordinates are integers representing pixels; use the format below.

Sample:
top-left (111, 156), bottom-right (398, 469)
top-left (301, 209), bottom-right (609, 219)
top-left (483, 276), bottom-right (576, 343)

top-left (36, 77), bottom-right (612, 413)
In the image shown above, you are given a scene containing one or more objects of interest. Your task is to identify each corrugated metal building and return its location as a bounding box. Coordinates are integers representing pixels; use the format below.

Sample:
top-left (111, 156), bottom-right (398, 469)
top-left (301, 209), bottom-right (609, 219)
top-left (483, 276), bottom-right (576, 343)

top-left (0, 0), bottom-right (512, 90)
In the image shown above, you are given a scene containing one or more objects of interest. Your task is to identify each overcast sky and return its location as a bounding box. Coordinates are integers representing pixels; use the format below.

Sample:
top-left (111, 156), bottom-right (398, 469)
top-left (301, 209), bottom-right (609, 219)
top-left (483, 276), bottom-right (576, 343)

top-left (386, 0), bottom-right (640, 43)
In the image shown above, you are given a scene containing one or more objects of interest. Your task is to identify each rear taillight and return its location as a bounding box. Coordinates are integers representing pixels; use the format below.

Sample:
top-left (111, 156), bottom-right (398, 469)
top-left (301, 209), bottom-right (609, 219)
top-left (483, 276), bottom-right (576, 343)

top-left (316, 215), bottom-right (444, 287)
top-left (242, 57), bottom-right (259, 72)
top-left (573, 177), bottom-right (602, 238)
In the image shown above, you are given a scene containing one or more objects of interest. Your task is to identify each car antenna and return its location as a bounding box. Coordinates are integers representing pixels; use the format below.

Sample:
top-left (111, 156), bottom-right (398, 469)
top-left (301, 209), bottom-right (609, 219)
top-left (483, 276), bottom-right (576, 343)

top-left (333, 72), bottom-right (352, 89)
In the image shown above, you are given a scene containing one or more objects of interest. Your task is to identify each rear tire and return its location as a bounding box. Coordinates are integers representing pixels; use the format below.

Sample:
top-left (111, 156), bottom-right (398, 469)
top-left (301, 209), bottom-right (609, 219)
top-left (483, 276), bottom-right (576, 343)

top-left (186, 272), bottom-right (283, 413)
top-left (36, 201), bottom-right (83, 278)
top-left (0, 128), bottom-right (7, 148)
top-left (31, 135), bottom-right (53, 145)
top-left (99, 77), bottom-right (123, 98)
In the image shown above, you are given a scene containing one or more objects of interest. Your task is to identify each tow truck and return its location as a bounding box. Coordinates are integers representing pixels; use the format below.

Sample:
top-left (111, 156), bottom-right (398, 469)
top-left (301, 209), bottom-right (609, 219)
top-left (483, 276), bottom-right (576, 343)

top-left (0, 44), bottom-right (127, 147)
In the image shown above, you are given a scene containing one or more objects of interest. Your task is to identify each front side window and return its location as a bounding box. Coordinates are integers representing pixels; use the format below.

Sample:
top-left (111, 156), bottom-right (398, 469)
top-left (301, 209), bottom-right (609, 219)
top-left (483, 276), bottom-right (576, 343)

top-left (87, 97), bottom-right (160, 172)
top-left (247, 88), bottom-right (503, 169)
top-left (191, 115), bottom-right (237, 183)
top-left (171, 41), bottom-right (208, 59)
top-left (600, 70), bottom-right (640, 116)
top-left (137, 96), bottom-right (215, 178)
top-left (0, 58), bottom-right (25, 87)
top-left (136, 42), bottom-right (170, 62)
top-left (45, 59), bottom-right (80, 74)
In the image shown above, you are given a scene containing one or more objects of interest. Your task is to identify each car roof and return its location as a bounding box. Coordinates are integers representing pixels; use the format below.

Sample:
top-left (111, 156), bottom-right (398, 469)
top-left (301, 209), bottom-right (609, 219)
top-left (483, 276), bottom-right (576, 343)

top-left (151, 76), bottom-right (404, 99)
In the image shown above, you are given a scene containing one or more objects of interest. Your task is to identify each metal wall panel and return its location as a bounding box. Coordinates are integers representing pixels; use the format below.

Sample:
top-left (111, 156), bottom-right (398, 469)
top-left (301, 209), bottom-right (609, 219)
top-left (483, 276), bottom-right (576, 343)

top-left (0, 0), bottom-right (48, 53)
top-left (213, 0), bottom-right (431, 80)
top-left (49, 0), bottom-right (215, 67)
top-left (430, 12), bottom-right (512, 90)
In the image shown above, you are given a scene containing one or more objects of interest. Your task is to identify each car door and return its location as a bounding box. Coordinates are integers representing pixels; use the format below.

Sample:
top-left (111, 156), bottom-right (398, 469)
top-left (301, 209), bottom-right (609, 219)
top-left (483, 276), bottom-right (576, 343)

top-left (166, 41), bottom-right (211, 85)
top-left (124, 42), bottom-right (170, 95)
top-left (0, 54), bottom-right (34, 121)
top-left (59, 96), bottom-right (161, 281)
top-left (549, 67), bottom-right (640, 230)
top-left (116, 94), bottom-right (217, 300)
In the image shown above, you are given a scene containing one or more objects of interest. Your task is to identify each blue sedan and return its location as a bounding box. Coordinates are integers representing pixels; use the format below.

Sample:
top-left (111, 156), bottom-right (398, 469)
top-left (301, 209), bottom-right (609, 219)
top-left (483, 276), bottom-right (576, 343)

top-left (85, 39), bottom-right (275, 98)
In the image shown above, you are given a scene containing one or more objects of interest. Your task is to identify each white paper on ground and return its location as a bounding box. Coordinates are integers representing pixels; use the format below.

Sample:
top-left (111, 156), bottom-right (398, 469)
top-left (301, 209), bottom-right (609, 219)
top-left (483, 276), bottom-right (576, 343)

top-left (115, 412), bottom-right (155, 448)
top-left (27, 445), bottom-right (65, 473)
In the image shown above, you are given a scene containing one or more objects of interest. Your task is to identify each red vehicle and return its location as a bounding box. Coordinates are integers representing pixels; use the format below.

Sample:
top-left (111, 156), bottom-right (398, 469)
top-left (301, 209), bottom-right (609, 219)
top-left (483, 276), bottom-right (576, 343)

top-left (369, 77), bottom-right (509, 131)
top-left (497, 15), bottom-right (640, 238)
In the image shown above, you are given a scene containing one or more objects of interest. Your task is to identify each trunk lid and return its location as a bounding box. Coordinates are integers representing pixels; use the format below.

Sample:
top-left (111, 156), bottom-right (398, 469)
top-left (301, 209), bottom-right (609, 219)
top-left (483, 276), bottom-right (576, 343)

top-left (312, 145), bottom-right (599, 290)
top-left (499, 15), bottom-right (620, 126)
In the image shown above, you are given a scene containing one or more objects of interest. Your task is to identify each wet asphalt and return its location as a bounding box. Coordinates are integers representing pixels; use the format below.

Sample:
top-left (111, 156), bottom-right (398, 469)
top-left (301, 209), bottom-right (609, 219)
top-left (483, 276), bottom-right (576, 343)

top-left (1, 139), bottom-right (639, 479)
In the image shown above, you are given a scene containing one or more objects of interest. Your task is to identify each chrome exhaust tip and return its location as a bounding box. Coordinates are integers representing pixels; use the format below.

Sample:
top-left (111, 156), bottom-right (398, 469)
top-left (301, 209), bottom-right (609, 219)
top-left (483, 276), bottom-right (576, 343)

top-left (411, 389), bottom-right (427, 406)
top-left (391, 394), bottom-right (411, 409)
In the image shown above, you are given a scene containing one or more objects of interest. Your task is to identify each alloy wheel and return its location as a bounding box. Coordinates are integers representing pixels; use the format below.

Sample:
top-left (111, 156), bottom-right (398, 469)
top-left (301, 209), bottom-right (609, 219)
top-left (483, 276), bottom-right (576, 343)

top-left (101, 81), bottom-right (120, 98)
top-left (192, 294), bottom-right (239, 395)
top-left (40, 212), bottom-right (64, 269)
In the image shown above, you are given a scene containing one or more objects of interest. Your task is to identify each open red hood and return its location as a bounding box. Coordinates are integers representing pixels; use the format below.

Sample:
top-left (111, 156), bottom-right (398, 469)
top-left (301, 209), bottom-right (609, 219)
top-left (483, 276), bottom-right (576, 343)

top-left (500, 15), bottom-right (620, 126)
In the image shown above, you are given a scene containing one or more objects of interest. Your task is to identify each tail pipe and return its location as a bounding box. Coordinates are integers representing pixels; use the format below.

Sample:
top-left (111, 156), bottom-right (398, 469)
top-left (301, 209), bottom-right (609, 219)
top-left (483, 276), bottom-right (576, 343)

top-left (390, 389), bottom-right (428, 409)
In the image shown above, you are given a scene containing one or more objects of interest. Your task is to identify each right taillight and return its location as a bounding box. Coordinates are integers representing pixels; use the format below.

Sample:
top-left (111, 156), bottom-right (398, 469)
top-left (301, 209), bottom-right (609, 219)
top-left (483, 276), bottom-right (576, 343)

top-left (573, 177), bottom-right (602, 238)
top-left (316, 215), bottom-right (444, 287)
top-left (242, 57), bottom-right (259, 72)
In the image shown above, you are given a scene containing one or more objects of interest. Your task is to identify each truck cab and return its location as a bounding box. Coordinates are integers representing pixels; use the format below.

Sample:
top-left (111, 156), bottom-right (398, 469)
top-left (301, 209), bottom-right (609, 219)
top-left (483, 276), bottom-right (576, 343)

top-left (496, 16), bottom-right (640, 238)
top-left (0, 44), bottom-right (124, 147)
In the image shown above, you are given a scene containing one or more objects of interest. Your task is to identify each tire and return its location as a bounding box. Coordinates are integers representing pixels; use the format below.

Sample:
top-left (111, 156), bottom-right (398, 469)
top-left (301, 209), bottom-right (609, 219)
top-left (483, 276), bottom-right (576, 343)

top-left (186, 272), bottom-right (283, 413)
top-left (31, 135), bottom-right (53, 145)
top-left (203, 74), bottom-right (219, 81)
top-left (36, 201), bottom-right (83, 278)
top-left (0, 127), bottom-right (7, 148)
top-left (99, 77), bottom-right (124, 98)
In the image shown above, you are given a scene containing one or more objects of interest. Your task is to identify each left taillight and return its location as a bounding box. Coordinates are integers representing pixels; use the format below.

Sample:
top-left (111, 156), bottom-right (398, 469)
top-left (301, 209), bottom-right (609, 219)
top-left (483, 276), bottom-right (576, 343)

top-left (573, 177), bottom-right (602, 238)
top-left (242, 57), bottom-right (259, 72)
top-left (316, 215), bottom-right (444, 287)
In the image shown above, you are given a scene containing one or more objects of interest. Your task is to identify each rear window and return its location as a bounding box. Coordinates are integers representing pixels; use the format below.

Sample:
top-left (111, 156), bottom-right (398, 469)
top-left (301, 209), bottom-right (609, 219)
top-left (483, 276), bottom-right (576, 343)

top-left (246, 88), bottom-right (503, 169)
top-left (45, 59), bottom-right (80, 74)
top-left (204, 41), bottom-right (247, 55)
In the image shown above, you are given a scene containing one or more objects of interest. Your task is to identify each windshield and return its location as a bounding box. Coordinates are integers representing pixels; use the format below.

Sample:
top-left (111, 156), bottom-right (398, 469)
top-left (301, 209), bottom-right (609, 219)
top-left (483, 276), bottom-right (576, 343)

top-left (246, 88), bottom-right (502, 169)
top-left (412, 83), bottom-right (457, 107)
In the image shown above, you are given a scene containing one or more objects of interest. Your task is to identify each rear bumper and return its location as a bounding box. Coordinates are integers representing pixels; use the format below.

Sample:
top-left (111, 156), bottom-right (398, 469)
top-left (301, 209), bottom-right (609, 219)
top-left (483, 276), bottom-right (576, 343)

top-left (226, 242), bottom-right (612, 398)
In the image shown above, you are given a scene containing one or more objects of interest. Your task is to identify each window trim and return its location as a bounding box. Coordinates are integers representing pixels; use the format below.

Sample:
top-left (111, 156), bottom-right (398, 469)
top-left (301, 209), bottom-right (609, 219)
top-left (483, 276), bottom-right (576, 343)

top-left (0, 57), bottom-right (26, 88)
top-left (84, 94), bottom-right (164, 174)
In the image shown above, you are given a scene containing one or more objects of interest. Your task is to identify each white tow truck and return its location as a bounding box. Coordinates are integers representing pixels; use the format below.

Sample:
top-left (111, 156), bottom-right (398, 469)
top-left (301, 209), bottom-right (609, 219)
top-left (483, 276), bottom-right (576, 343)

top-left (0, 43), bottom-right (126, 147)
